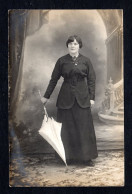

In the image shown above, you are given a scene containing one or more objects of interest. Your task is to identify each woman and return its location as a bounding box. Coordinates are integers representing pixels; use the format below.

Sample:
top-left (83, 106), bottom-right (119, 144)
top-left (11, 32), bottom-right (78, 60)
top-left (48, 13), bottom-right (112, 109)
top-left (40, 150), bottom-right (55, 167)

top-left (41, 35), bottom-right (98, 166)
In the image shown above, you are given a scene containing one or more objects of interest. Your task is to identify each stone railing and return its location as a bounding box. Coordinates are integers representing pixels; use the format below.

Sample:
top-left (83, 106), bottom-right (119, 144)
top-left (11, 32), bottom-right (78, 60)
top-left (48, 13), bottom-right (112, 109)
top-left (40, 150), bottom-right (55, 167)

top-left (114, 80), bottom-right (123, 107)
top-left (101, 78), bottom-right (123, 114)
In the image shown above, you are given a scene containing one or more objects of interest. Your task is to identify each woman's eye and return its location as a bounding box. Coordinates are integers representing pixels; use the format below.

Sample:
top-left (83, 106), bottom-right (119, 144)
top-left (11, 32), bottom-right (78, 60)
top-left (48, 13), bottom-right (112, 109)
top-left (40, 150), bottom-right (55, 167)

top-left (69, 43), bottom-right (78, 46)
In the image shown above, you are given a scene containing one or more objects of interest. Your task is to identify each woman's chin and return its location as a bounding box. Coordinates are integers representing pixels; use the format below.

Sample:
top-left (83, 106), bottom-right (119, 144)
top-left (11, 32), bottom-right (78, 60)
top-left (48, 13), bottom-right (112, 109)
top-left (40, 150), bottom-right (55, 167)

top-left (69, 51), bottom-right (78, 55)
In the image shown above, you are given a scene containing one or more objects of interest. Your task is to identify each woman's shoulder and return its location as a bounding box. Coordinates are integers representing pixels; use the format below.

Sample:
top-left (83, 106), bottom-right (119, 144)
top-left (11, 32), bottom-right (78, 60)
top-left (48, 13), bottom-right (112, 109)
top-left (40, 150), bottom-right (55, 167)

top-left (80, 54), bottom-right (91, 65)
top-left (58, 54), bottom-right (69, 61)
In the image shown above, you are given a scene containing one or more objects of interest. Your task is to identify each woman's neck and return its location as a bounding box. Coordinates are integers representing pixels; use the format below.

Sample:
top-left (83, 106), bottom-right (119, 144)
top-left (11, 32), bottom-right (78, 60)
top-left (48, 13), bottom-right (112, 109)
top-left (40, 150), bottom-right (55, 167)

top-left (69, 52), bottom-right (79, 58)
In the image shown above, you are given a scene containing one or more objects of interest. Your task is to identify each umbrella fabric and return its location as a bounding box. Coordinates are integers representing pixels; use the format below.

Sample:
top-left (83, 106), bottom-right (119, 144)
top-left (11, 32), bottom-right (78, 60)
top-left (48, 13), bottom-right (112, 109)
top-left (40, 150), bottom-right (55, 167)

top-left (39, 111), bottom-right (67, 166)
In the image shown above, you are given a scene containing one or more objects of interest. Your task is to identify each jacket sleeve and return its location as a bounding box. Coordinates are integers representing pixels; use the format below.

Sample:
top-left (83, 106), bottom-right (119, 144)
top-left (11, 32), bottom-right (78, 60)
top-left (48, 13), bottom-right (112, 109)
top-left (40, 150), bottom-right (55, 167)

top-left (86, 58), bottom-right (96, 100)
top-left (44, 58), bottom-right (61, 99)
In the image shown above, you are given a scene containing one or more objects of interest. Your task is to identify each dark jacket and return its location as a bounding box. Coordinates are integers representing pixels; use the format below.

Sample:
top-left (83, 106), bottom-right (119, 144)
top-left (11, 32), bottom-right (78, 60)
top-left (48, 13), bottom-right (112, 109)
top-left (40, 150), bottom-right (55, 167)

top-left (44, 53), bottom-right (96, 109)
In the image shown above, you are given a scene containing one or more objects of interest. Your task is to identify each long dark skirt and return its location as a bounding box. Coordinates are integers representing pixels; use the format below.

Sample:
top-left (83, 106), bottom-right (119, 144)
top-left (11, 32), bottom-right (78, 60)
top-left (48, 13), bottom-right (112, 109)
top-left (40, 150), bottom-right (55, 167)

top-left (57, 99), bottom-right (98, 164)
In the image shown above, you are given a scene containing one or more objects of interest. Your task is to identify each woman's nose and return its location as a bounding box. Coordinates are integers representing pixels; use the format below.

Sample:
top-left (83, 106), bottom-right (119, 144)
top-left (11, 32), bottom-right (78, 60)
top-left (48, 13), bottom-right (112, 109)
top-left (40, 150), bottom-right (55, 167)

top-left (71, 44), bottom-right (75, 48)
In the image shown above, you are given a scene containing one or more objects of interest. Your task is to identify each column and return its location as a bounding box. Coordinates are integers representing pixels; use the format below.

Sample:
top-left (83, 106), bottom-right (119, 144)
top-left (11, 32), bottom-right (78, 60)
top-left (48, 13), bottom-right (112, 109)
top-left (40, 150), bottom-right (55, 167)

top-left (105, 25), bottom-right (123, 84)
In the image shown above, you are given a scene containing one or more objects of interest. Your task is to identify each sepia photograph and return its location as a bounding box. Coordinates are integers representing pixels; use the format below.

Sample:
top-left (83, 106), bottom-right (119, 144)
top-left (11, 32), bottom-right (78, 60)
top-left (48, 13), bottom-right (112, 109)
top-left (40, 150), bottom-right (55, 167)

top-left (9, 9), bottom-right (124, 187)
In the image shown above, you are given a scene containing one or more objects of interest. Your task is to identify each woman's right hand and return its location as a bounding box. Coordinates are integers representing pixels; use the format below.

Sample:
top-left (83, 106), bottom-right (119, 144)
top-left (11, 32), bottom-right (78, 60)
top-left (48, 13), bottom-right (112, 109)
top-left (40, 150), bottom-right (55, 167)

top-left (41, 97), bottom-right (48, 105)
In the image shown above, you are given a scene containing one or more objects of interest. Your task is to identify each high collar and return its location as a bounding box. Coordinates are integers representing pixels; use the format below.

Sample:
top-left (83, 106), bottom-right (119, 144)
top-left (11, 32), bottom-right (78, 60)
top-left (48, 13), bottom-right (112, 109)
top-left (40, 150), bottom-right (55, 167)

top-left (68, 53), bottom-right (81, 59)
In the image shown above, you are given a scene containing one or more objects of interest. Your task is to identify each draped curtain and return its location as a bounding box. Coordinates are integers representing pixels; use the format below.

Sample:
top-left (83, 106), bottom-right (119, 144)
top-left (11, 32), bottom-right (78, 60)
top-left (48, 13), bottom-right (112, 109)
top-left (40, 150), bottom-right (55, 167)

top-left (9, 10), bottom-right (49, 118)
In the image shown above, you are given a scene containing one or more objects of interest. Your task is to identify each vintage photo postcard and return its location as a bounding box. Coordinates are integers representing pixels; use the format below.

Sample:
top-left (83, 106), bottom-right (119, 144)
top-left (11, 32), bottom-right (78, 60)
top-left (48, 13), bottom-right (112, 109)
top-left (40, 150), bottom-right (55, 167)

top-left (9, 9), bottom-right (124, 187)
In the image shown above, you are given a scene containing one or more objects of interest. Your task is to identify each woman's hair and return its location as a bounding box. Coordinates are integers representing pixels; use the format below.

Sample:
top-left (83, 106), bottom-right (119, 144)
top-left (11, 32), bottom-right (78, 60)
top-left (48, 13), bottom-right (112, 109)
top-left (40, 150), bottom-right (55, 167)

top-left (66, 35), bottom-right (83, 48)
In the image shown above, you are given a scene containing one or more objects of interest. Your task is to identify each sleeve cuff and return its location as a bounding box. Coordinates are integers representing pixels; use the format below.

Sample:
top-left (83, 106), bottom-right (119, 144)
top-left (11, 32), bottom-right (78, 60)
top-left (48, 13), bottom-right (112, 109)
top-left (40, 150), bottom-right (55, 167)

top-left (43, 94), bottom-right (50, 99)
top-left (90, 94), bottom-right (95, 100)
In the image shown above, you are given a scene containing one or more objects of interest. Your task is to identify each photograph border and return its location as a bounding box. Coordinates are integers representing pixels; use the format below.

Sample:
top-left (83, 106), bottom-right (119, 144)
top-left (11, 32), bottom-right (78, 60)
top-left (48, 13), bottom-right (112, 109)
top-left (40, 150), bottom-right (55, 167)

top-left (0, 0), bottom-right (132, 193)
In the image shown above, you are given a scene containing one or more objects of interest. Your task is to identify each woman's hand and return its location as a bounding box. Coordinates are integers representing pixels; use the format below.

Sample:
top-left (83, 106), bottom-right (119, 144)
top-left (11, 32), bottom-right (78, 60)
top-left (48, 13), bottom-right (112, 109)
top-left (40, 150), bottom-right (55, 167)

top-left (90, 100), bottom-right (95, 108)
top-left (41, 97), bottom-right (48, 105)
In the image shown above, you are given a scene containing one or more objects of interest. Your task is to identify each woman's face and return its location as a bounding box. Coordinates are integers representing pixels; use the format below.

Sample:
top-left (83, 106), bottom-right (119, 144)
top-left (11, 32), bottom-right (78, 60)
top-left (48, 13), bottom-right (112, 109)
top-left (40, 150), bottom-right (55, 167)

top-left (68, 39), bottom-right (80, 55)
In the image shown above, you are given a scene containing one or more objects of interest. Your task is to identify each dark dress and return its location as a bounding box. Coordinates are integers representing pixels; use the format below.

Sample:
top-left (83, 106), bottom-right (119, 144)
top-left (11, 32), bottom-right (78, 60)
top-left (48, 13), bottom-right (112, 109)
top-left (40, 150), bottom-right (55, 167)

top-left (44, 53), bottom-right (98, 164)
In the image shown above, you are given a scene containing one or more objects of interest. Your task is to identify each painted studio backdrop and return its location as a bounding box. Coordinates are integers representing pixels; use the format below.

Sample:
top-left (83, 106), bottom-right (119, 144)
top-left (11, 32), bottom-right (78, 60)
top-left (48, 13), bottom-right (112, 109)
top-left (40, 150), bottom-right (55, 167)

top-left (9, 10), bottom-right (124, 155)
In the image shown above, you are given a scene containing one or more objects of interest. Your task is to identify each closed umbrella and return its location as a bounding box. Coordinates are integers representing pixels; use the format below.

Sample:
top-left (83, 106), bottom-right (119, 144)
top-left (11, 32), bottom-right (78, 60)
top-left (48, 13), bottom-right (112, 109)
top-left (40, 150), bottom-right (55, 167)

top-left (38, 91), bottom-right (67, 166)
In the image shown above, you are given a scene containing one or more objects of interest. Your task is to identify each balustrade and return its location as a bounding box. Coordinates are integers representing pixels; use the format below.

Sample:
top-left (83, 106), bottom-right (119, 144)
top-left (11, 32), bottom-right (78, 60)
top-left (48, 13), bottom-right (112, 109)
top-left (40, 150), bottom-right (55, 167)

top-left (101, 78), bottom-right (123, 114)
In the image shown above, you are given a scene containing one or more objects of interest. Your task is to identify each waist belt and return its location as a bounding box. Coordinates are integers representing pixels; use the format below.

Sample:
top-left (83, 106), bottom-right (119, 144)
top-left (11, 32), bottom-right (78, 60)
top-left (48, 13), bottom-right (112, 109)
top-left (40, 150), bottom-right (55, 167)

top-left (64, 77), bottom-right (85, 86)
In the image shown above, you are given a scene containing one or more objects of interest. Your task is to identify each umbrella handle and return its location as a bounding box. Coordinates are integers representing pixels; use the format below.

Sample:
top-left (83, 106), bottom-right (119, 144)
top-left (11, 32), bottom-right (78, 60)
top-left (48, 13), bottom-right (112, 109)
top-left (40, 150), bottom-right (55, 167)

top-left (38, 90), bottom-right (41, 98)
top-left (44, 106), bottom-right (48, 121)
top-left (38, 90), bottom-right (49, 121)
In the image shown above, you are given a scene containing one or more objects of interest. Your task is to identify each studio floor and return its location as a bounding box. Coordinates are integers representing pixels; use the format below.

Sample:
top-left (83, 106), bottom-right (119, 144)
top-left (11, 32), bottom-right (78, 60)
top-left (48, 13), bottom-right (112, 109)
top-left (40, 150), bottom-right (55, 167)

top-left (9, 150), bottom-right (124, 187)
